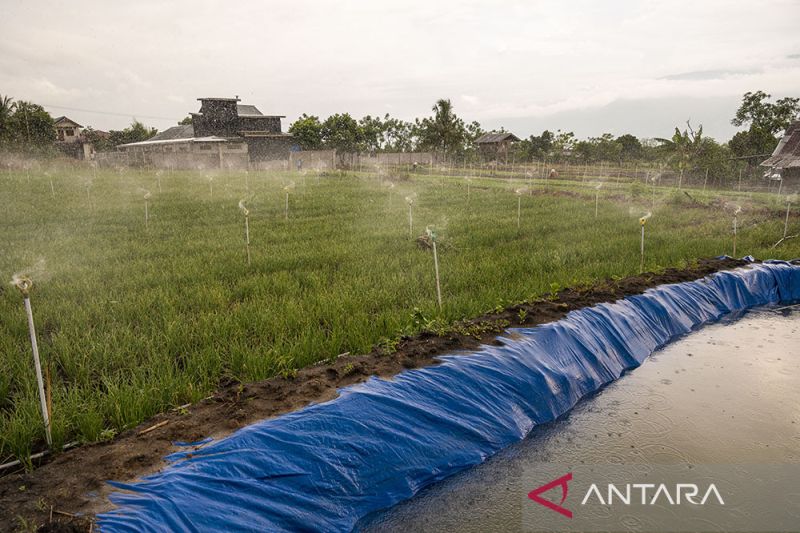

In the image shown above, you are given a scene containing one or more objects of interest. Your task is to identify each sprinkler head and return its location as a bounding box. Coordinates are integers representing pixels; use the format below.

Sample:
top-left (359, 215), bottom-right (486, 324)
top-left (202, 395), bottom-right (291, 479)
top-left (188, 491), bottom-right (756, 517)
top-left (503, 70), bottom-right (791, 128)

top-left (639, 212), bottom-right (652, 226)
top-left (238, 199), bottom-right (250, 217)
top-left (13, 275), bottom-right (32, 297)
top-left (425, 226), bottom-right (437, 242)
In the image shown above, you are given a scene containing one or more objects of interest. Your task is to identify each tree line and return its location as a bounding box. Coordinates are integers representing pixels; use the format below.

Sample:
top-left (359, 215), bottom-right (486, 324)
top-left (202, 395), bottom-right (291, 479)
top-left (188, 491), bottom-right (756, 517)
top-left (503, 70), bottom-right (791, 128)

top-left (1, 91), bottom-right (797, 181)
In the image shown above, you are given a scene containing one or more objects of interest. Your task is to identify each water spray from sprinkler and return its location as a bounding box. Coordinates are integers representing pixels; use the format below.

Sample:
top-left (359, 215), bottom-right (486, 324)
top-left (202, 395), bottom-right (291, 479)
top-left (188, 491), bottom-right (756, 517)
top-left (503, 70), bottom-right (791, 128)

top-left (239, 199), bottom-right (251, 265)
top-left (284, 181), bottom-right (295, 220)
top-left (406, 195), bottom-right (415, 239)
top-left (515, 188), bottom-right (527, 229)
top-left (639, 212), bottom-right (651, 273)
top-left (732, 205), bottom-right (742, 257)
top-left (156, 170), bottom-right (163, 193)
top-left (206, 175), bottom-right (214, 200)
top-left (426, 226), bottom-right (443, 311)
top-left (45, 170), bottom-right (55, 198)
top-left (11, 275), bottom-right (52, 446)
top-left (143, 189), bottom-right (151, 228)
top-left (783, 195), bottom-right (795, 240)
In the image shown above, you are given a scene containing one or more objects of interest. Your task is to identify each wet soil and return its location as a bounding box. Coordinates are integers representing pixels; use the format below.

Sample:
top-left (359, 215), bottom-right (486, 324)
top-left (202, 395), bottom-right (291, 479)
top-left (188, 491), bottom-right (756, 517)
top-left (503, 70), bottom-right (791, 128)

top-left (0, 257), bottom-right (749, 531)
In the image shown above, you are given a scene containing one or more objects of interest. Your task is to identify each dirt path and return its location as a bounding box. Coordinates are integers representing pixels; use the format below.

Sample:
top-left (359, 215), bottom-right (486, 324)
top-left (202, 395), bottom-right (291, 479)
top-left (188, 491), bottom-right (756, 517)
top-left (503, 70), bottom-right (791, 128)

top-left (0, 257), bottom-right (747, 532)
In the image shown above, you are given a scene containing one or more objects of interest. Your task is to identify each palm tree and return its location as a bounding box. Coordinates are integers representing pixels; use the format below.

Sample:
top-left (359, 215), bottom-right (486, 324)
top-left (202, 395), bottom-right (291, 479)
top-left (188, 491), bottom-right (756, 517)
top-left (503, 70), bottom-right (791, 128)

top-left (0, 94), bottom-right (14, 141)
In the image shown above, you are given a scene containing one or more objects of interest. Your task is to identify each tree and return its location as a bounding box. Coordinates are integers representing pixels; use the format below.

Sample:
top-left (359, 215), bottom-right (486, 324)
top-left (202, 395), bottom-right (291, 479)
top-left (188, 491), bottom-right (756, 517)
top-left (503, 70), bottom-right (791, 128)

top-left (289, 114), bottom-right (324, 150)
top-left (357, 115), bottom-right (386, 153)
top-left (4, 100), bottom-right (56, 153)
top-left (382, 115), bottom-right (415, 152)
top-left (107, 120), bottom-right (157, 148)
top-left (320, 113), bottom-right (362, 153)
top-left (415, 99), bottom-right (469, 155)
top-left (83, 127), bottom-right (112, 152)
top-left (0, 94), bottom-right (14, 144)
top-left (655, 121), bottom-right (705, 172)
top-left (731, 91), bottom-right (799, 135)
top-left (615, 134), bottom-right (643, 162)
top-left (729, 91), bottom-right (799, 163)
top-left (178, 116), bottom-right (193, 126)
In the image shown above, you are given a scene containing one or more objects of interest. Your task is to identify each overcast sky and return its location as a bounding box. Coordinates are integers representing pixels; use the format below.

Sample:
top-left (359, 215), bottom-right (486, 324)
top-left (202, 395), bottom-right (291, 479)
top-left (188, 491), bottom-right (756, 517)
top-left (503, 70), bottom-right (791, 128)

top-left (2, 0), bottom-right (799, 140)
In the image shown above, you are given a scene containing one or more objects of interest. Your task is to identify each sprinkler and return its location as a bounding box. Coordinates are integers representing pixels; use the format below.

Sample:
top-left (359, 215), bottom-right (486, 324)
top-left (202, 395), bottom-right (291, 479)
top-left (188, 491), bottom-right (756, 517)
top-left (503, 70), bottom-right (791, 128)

top-left (45, 171), bottom-right (55, 198)
top-left (426, 226), bottom-right (443, 311)
top-left (207, 175), bottom-right (214, 200)
top-left (406, 195), bottom-right (415, 239)
top-left (515, 188), bottom-right (527, 229)
top-left (156, 170), bottom-right (163, 193)
top-left (465, 176), bottom-right (472, 201)
top-left (144, 190), bottom-right (151, 228)
top-left (238, 199), bottom-right (251, 265)
top-left (639, 212), bottom-right (651, 273)
top-left (12, 276), bottom-right (52, 446)
top-left (594, 183), bottom-right (603, 218)
top-left (732, 205), bottom-right (742, 257)
top-left (284, 181), bottom-right (295, 219)
top-left (783, 197), bottom-right (794, 240)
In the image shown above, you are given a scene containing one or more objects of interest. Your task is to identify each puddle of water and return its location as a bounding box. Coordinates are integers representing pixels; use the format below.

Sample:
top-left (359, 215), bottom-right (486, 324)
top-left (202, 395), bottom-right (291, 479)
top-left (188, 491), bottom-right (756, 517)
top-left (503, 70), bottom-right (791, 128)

top-left (358, 307), bottom-right (800, 532)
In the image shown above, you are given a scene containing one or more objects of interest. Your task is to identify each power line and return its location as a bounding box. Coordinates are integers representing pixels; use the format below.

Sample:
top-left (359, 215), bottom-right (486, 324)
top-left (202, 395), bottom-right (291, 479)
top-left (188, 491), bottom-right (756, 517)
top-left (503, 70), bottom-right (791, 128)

top-left (40, 103), bottom-right (176, 121)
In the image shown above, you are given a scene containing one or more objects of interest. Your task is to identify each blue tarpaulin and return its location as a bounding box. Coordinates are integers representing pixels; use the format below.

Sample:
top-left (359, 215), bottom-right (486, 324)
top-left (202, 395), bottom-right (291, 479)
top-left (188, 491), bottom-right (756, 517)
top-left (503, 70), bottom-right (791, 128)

top-left (98, 262), bottom-right (800, 532)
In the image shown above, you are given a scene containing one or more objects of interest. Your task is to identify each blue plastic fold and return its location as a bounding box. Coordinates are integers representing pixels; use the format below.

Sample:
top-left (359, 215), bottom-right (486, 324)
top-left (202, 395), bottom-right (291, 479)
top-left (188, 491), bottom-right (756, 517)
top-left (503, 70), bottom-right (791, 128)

top-left (98, 262), bottom-right (800, 532)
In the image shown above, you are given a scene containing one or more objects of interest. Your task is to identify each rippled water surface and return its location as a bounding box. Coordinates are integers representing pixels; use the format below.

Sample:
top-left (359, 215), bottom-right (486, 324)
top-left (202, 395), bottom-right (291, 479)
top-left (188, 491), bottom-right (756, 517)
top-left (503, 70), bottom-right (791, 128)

top-left (359, 306), bottom-right (800, 532)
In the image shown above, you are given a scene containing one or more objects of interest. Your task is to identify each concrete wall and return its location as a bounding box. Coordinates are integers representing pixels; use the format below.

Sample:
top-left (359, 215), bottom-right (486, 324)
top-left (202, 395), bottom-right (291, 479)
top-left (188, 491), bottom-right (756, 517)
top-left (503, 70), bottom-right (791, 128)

top-left (289, 150), bottom-right (336, 171)
top-left (102, 141), bottom-right (250, 170)
top-left (343, 152), bottom-right (435, 168)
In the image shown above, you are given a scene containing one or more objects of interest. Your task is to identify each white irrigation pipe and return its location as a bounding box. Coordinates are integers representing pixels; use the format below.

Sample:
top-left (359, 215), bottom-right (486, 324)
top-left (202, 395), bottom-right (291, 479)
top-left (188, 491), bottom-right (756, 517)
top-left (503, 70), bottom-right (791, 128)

top-left (784, 201), bottom-right (792, 239)
top-left (239, 200), bottom-right (251, 265)
top-left (0, 442), bottom-right (79, 473)
top-left (639, 213), bottom-right (651, 273)
top-left (428, 228), bottom-right (443, 311)
top-left (15, 278), bottom-right (52, 447)
top-left (406, 198), bottom-right (414, 239)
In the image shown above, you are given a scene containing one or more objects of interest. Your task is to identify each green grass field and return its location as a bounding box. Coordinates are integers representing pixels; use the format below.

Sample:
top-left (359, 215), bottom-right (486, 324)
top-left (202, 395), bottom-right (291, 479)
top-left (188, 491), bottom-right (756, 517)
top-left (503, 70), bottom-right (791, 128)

top-left (1, 165), bottom-right (797, 462)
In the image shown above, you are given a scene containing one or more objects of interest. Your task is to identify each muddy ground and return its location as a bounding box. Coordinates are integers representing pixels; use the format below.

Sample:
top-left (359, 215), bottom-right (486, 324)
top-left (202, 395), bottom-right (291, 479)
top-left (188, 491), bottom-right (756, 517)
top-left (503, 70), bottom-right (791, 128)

top-left (0, 257), bottom-right (749, 531)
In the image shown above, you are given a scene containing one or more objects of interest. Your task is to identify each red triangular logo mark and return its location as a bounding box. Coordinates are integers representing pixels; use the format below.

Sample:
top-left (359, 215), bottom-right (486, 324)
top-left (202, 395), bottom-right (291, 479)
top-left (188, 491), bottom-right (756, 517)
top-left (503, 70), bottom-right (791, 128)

top-left (528, 472), bottom-right (573, 518)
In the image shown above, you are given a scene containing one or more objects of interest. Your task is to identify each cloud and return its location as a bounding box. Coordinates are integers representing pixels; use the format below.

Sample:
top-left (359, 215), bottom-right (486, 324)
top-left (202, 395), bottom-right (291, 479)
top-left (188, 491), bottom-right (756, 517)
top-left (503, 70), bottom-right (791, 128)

top-left (660, 68), bottom-right (762, 81)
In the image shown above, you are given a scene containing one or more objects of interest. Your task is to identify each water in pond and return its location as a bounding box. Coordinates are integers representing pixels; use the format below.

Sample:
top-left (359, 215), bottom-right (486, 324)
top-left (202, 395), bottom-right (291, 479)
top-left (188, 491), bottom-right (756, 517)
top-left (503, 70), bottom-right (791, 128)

top-left (358, 306), bottom-right (800, 532)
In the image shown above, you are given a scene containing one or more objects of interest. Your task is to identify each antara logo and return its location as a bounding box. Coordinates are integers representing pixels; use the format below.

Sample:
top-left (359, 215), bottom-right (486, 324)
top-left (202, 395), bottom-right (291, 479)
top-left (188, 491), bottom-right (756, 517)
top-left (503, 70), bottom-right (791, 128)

top-left (528, 473), bottom-right (725, 518)
top-left (528, 473), bottom-right (573, 518)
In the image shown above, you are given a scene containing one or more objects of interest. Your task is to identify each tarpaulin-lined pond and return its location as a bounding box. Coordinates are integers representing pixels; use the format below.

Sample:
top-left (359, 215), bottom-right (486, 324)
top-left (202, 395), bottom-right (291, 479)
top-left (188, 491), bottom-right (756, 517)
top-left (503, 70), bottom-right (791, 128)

top-left (359, 306), bottom-right (800, 532)
top-left (98, 263), bottom-right (800, 531)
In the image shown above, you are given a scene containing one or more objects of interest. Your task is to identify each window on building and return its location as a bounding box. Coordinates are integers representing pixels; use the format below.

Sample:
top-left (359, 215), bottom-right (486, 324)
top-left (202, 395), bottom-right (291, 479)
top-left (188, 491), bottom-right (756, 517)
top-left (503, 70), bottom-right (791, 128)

top-left (66, 129), bottom-right (74, 136)
top-left (198, 144), bottom-right (212, 151)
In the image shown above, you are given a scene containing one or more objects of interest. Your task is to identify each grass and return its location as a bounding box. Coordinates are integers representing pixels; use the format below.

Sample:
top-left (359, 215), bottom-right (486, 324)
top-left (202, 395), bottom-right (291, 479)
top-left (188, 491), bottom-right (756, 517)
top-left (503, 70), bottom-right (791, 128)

top-left (0, 164), bottom-right (797, 462)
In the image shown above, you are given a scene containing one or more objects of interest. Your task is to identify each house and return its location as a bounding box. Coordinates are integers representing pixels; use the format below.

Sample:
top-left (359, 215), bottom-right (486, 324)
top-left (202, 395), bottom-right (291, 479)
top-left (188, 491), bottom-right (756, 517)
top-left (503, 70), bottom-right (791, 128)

top-left (53, 116), bottom-right (94, 159)
top-left (475, 132), bottom-right (520, 162)
top-left (116, 97), bottom-right (297, 169)
top-left (54, 116), bottom-right (83, 143)
top-left (761, 120), bottom-right (800, 190)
